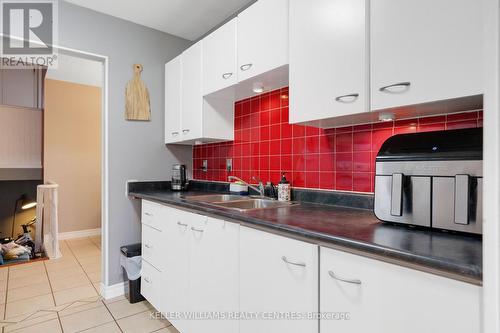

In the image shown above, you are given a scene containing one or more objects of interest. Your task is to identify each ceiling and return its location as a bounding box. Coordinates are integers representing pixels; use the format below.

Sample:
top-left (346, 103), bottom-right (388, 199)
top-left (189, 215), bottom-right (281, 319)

top-left (64, 0), bottom-right (254, 41)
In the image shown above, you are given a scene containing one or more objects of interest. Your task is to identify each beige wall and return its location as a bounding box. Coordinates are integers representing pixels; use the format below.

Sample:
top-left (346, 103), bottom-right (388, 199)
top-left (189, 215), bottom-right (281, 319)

top-left (44, 79), bottom-right (101, 233)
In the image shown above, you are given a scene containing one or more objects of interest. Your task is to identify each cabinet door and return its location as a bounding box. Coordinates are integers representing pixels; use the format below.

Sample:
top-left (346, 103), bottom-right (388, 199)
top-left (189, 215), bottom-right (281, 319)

top-left (181, 41), bottom-right (203, 141)
top-left (161, 207), bottom-right (193, 332)
top-left (370, 0), bottom-right (483, 111)
top-left (165, 55), bottom-right (182, 143)
top-left (189, 217), bottom-right (239, 333)
top-left (320, 246), bottom-right (481, 333)
top-left (203, 18), bottom-right (237, 95)
top-left (2, 68), bottom-right (38, 108)
top-left (240, 226), bottom-right (318, 333)
top-left (237, 0), bottom-right (288, 82)
top-left (141, 259), bottom-right (162, 311)
top-left (289, 0), bottom-right (367, 124)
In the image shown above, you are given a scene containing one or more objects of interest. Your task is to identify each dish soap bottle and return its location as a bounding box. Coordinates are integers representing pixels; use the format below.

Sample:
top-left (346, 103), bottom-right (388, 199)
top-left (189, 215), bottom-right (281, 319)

top-left (278, 173), bottom-right (291, 202)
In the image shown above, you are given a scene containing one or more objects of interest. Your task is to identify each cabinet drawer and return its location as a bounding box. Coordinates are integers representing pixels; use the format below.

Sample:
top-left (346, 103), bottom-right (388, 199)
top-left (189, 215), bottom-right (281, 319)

top-left (141, 259), bottom-right (162, 311)
top-left (141, 224), bottom-right (165, 271)
top-left (141, 200), bottom-right (164, 231)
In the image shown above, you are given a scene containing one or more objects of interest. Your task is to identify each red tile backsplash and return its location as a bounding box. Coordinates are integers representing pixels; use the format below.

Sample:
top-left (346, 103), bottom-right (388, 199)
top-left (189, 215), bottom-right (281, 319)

top-left (192, 87), bottom-right (482, 193)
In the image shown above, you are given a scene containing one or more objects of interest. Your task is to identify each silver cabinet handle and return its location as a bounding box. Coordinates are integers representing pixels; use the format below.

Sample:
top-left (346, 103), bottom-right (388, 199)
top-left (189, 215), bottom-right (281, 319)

top-left (172, 131), bottom-right (179, 136)
top-left (177, 221), bottom-right (188, 227)
top-left (182, 129), bottom-right (190, 134)
top-left (379, 81), bottom-right (411, 92)
top-left (191, 227), bottom-right (204, 233)
top-left (281, 256), bottom-right (306, 267)
top-left (328, 270), bottom-right (361, 284)
top-left (240, 63), bottom-right (253, 71)
top-left (144, 244), bottom-right (152, 249)
top-left (222, 72), bottom-right (233, 79)
top-left (335, 93), bottom-right (359, 103)
top-left (144, 212), bottom-right (153, 217)
top-left (144, 276), bottom-right (151, 283)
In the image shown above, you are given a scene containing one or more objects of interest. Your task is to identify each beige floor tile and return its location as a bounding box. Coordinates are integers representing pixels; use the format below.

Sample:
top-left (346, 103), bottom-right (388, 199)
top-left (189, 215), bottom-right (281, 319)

top-left (77, 255), bottom-right (101, 265)
top-left (59, 303), bottom-right (113, 333)
top-left (86, 270), bottom-right (101, 283)
top-left (5, 294), bottom-right (54, 319)
top-left (5, 318), bottom-right (62, 333)
top-left (0, 279), bottom-right (7, 292)
top-left (117, 310), bottom-right (169, 333)
top-left (0, 268), bottom-right (9, 280)
top-left (0, 289), bottom-right (6, 303)
top-left (53, 284), bottom-right (98, 306)
top-left (46, 265), bottom-right (85, 279)
top-left (103, 295), bottom-right (127, 304)
top-left (80, 321), bottom-right (121, 333)
top-left (153, 326), bottom-right (180, 333)
top-left (92, 282), bottom-right (101, 295)
top-left (107, 299), bottom-right (154, 320)
top-left (2, 312), bottom-right (57, 332)
top-left (9, 262), bottom-right (44, 271)
top-left (49, 272), bottom-right (91, 292)
top-left (8, 273), bottom-right (48, 289)
top-left (8, 266), bottom-right (46, 280)
top-left (81, 263), bottom-right (101, 274)
top-left (57, 297), bottom-right (102, 317)
top-left (74, 251), bottom-right (101, 260)
top-left (7, 281), bottom-right (51, 302)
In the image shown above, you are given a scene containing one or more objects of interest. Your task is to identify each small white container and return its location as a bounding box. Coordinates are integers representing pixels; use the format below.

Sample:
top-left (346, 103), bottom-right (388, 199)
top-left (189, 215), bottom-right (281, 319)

top-left (277, 173), bottom-right (291, 202)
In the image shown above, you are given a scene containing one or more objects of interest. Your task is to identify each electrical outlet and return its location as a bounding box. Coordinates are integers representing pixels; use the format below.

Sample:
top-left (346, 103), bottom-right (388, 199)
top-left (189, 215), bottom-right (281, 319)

top-left (226, 158), bottom-right (232, 172)
top-left (202, 160), bottom-right (208, 172)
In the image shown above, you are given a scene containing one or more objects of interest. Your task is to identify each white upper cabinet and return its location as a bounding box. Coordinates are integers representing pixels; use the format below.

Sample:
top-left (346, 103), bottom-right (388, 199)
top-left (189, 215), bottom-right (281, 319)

top-left (320, 246), bottom-right (481, 333)
top-left (165, 55), bottom-right (182, 143)
top-left (181, 41), bottom-right (204, 142)
top-left (1, 68), bottom-right (41, 109)
top-left (237, 0), bottom-right (289, 83)
top-left (289, 0), bottom-right (367, 124)
top-left (370, 0), bottom-right (483, 111)
top-left (203, 18), bottom-right (237, 95)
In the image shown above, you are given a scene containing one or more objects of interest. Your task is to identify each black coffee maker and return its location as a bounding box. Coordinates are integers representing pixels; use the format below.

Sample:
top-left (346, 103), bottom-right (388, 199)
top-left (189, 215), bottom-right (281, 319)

top-left (171, 164), bottom-right (188, 191)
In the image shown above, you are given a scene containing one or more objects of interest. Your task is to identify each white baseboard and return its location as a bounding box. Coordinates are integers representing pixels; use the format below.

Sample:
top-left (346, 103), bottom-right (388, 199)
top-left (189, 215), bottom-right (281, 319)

top-left (99, 281), bottom-right (127, 300)
top-left (59, 228), bottom-right (101, 240)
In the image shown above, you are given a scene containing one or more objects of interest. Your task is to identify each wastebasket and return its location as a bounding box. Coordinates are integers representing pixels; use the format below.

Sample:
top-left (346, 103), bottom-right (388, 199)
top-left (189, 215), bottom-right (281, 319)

top-left (120, 243), bottom-right (145, 303)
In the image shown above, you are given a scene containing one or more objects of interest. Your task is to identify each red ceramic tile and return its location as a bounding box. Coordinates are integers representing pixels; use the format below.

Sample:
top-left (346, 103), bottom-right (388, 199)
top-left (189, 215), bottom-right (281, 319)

top-left (478, 111), bottom-right (483, 119)
top-left (353, 152), bottom-right (371, 172)
top-left (306, 136), bottom-right (320, 153)
top-left (281, 138), bottom-right (293, 155)
top-left (270, 155), bottom-right (281, 171)
top-left (281, 123), bottom-right (293, 139)
top-left (319, 134), bottom-right (335, 153)
top-left (250, 97), bottom-right (260, 113)
top-left (261, 93), bottom-right (271, 111)
top-left (394, 125), bottom-right (417, 135)
top-left (233, 143), bottom-right (242, 157)
top-left (353, 124), bottom-right (372, 132)
top-left (270, 109), bottom-right (281, 124)
top-left (372, 129), bottom-right (392, 152)
top-left (269, 140), bottom-right (281, 155)
top-left (336, 153), bottom-right (353, 171)
top-left (251, 142), bottom-right (259, 156)
top-left (241, 100), bottom-right (251, 116)
top-left (353, 173), bottom-right (372, 193)
top-left (270, 92), bottom-right (281, 109)
top-left (250, 112), bottom-right (260, 128)
top-left (446, 120), bottom-right (477, 130)
top-left (305, 126), bottom-right (320, 137)
top-left (419, 115), bottom-right (445, 125)
top-left (336, 133), bottom-right (353, 152)
top-left (293, 125), bottom-right (305, 138)
top-left (292, 172), bottom-right (305, 187)
top-left (336, 126), bottom-right (353, 134)
top-left (281, 155), bottom-right (293, 171)
top-left (305, 154), bottom-right (320, 172)
top-left (353, 131), bottom-right (371, 152)
top-left (319, 153), bottom-right (335, 172)
top-left (447, 111), bottom-right (477, 122)
top-left (269, 171), bottom-right (282, 183)
top-left (260, 156), bottom-right (269, 170)
top-left (336, 173), bottom-right (353, 191)
top-left (241, 115), bottom-right (251, 129)
top-left (293, 137), bottom-right (306, 155)
top-left (372, 121), bottom-right (393, 130)
top-left (293, 154), bottom-right (306, 172)
top-left (260, 111), bottom-right (270, 127)
top-left (319, 172), bottom-right (335, 190)
top-left (260, 126), bottom-right (270, 141)
top-left (250, 128), bottom-right (260, 142)
top-left (270, 124), bottom-right (281, 140)
top-left (418, 123), bottom-right (445, 133)
top-left (241, 143), bottom-right (251, 156)
top-left (235, 102), bottom-right (242, 118)
top-left (305, 172), bottom-right (320, 188)
top-left (281, 107), bottom-right (289, 123)
top-left (280, 90), bottom-right (289, 107)
top-left (260, 141), bottom-right (270, 155)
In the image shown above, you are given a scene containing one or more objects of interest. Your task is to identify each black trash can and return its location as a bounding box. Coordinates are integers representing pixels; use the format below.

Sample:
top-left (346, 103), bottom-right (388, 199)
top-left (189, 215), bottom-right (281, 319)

top-left (120, 243), bottom-right (145, 303)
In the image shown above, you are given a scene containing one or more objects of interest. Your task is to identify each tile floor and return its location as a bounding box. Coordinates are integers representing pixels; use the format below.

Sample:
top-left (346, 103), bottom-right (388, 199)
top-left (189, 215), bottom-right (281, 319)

top-left (0, 236), bottom-right (178, 333)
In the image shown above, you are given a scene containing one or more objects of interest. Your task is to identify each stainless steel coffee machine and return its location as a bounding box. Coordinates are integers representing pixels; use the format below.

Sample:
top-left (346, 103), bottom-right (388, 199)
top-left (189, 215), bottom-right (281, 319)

top-left (171, 164), bottom-right (188, 191)
top-left (374, 128), bottom-right (482, 234)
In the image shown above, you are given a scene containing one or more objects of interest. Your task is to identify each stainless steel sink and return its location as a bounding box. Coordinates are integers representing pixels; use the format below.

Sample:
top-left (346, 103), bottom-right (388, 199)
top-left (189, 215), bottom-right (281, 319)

top-left (214, 198), bottom-right (296, 211)
top-left (183, 194), bottom-right (298, 211)
top-left (183, 194), bottom-right (251, 203)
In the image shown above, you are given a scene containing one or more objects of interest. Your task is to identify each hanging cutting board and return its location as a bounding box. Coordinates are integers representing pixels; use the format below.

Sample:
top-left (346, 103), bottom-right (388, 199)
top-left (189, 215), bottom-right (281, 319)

top-left (125, 64), bottom-right (151, 121)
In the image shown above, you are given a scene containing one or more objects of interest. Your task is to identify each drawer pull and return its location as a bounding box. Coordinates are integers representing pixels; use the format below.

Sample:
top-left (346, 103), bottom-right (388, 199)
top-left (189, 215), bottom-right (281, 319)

top-left (281, 256), bottom-right (306, 267)
top-left (144, 276), bottom-right (151, 283)
top-left (177, 221), bottom-right (188, 227)
top-left (328, 270), bottom-right (361, 285)
top-left (240, 63), bottom-right (253, 71)
top-left (191, 227), bottom-right (204, 233)
top-left (144, 244), bottom-right (152, 249)
top-left (379, 81), bottom-right (411, 93)
top-left (182, 129), bottom-right (190, 134)
top-left (144, 212), bottom-right (153, 217)
top-left (222, 72), bottom-right (233, 79)
top-left (334, 93), bottom-right (359, 103)
top-left (172, 132), bottom-right (179, 136)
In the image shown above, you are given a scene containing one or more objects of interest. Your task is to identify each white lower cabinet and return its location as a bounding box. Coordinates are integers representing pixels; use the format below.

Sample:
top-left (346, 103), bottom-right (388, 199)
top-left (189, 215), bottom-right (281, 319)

top-left (320, 246), bottom-right (481, 333)
top-left (239, 226), bottom-right (319, 333)
top-left (141, 259), bottom-right (162, 311)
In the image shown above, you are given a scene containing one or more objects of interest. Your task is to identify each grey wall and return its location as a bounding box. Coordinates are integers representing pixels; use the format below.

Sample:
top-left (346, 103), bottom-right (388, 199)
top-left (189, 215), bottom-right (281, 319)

top-left (58, 1), bottom-right (192, 285)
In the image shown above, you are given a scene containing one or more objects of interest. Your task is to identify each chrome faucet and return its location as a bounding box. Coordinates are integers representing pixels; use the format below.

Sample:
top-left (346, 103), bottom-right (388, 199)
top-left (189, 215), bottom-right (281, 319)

top-left (228, 175), bottom-right (265, 197)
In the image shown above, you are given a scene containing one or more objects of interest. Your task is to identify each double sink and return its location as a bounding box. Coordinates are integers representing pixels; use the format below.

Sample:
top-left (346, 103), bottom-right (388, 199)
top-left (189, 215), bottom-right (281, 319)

top-left (183, 194), bottom-right (298, 212)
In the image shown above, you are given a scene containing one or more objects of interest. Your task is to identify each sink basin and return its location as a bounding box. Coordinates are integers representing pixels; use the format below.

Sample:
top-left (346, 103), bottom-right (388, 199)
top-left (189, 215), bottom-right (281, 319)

top-left (211, 198), bottom-right (297, 211)
top-left (183, 194), bottom-right (298, 211)
top-left (183, 194), bottom-right (251, 203)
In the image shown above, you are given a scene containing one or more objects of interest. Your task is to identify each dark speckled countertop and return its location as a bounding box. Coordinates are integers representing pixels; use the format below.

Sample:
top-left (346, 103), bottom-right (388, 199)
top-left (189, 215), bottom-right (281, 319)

top-left (129, 181), bottom-right (482, 285)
